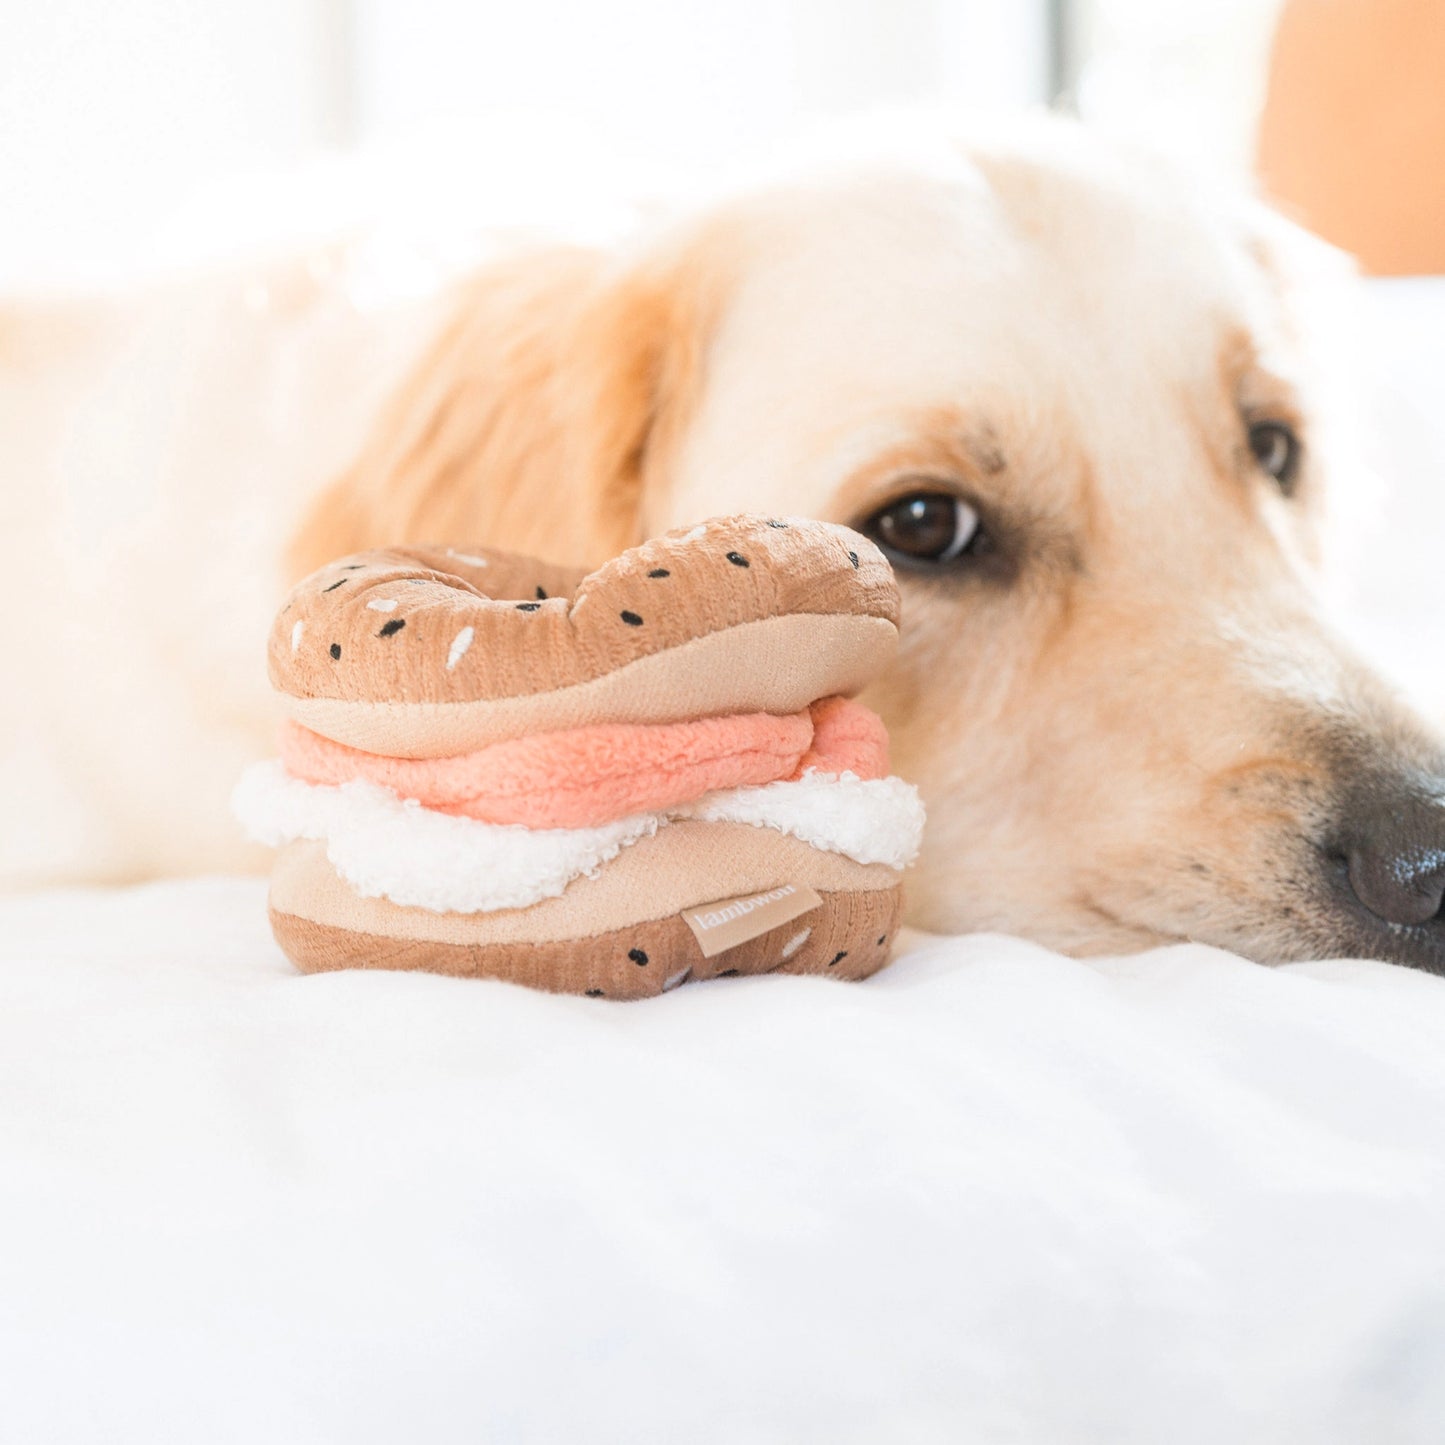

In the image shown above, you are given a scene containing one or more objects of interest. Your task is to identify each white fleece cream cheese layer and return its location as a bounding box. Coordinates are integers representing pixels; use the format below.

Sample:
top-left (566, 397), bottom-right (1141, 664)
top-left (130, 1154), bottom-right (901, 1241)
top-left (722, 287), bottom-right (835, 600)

top-left (233, 761), bottom-right (924, 915)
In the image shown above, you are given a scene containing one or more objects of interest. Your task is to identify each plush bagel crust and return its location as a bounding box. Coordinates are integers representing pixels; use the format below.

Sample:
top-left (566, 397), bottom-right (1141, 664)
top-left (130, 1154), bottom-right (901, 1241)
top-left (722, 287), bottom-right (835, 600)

top-left (268, 824), bottom-right (904, 998)
top-left (270, 516), bottom-right (899, 757)
top-left (272, 891), bottom-right (901, 999)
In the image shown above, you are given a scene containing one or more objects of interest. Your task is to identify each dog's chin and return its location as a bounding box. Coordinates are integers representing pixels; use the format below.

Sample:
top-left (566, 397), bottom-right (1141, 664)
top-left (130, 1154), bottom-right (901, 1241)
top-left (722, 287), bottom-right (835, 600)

top-left (1155, 861), bottom-right (1445, 973)
top-left (1032, 911), bottom-right (1444, 974)
top-left (1273, 893), bottom-right (1445, 975)
top-left (1194, 912), bottom-right (1445, 975)
top-left (903, 871), bottom-right (1177, 959)
top-left (912, 864), bottom-right (1445, 974)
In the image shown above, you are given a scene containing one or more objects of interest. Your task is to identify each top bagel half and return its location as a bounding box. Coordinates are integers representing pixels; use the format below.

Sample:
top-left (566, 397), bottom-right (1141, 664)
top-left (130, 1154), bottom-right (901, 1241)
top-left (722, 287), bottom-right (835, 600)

top-left (270, 515), bottom-right (900, 759)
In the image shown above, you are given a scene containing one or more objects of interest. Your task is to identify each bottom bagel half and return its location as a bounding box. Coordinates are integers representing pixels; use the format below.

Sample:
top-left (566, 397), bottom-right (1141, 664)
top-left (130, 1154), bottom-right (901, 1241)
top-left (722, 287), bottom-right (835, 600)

top-left (268, 821), bottom-right (903, 999)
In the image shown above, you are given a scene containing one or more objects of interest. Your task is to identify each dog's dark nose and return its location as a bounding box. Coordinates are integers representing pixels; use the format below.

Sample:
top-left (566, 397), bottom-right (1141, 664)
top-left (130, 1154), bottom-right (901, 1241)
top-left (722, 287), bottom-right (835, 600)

top-left (1340, 787), bottom-right (1445, 928)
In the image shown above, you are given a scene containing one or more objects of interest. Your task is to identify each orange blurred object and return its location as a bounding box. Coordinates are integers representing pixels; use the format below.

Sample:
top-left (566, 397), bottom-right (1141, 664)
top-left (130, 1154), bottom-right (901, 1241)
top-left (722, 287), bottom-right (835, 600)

top-left (1258, 0), bottom-right (1445, 274)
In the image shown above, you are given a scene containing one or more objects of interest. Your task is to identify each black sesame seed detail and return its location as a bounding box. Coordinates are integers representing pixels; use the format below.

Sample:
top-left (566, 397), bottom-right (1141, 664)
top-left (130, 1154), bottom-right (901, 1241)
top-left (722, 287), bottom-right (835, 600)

top-left (377, 618), bottom-right (406, 637)
top-left (585, 988), bottom-right (604, 997)
top-left (767, 519), bottom-right (788, 529)
top-left (877, 934), bottom-right (887, 946)
top-left (516, 602), bottom-right (541, 612)
top-left (848, 551), bottom-right (860, 569)
top-left (341, 563), bottom-right (366, 570)
top-left (322, 578), bottom-right (348, 592)
top-left (329, 643), bottom-right (341, 660)
top-left (647, 568), bottom-right (670, 579)
top-left (719, 969), bottom-right (739, 977)
top-left (535, 586), bottom-right (547, 600)
top-left (620, 610), bottom-right (644, 627)
top-left (828, 950), bottom-right (848, 968)
top-left (726, 551), bottom-right (749, 567)
top-left (628, 948), bottom-right (648, 966)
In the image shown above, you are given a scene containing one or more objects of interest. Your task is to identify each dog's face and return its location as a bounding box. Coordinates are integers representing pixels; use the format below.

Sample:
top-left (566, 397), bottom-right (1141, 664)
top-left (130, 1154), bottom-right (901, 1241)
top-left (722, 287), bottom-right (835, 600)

top-left (303, 125), bottom-right (1445, 968)
top-left (652, 136), bottom-right (1445, 966)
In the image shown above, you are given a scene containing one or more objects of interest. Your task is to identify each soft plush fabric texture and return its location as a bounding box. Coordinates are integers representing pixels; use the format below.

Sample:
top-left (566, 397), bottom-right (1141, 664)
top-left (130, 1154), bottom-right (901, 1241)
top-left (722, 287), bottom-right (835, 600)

top-left (275, 695), bottom-right (889, 828)
top-left (282, 611), bottom-right (900, 761)
top-left (249, 516), bottom-right (914, 995)
top-left (235, 761), bottom-right (925, 913)
top-left (269, 827), bottom-right (903, 946)
top-left (270, 517), bottom-right (899, 717)
top-left (269, 837), bottom-right (903, 996)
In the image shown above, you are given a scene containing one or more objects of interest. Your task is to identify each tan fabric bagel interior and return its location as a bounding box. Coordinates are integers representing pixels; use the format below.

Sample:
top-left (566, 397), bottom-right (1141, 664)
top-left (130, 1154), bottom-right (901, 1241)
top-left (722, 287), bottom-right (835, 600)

top-left (281, 612), bottom-right (897, 759)
top-left (271, 824), bottom-right (899, 946)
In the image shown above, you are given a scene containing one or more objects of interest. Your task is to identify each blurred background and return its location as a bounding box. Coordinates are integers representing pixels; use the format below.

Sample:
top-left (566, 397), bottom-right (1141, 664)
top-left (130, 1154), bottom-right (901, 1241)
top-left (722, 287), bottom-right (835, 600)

top-left (11, 0), bottom-right (1445, 278)
top-left (5, 0), bottom-right (1443, 280)
top-left (0, 0), bottom-right (1402, 281)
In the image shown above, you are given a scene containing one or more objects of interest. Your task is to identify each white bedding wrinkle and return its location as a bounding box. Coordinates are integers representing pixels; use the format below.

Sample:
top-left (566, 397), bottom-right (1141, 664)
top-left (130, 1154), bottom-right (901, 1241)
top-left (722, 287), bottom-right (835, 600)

top-left (231, 760), bottom-right (924, 914)
top-left (9, 880), bottom-right (1445, 1445)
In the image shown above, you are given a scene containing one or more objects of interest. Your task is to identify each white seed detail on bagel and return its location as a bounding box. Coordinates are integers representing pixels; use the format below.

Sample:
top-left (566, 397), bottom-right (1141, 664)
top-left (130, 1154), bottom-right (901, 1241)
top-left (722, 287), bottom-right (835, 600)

top-left (446, 626), bottom-right (474, 671)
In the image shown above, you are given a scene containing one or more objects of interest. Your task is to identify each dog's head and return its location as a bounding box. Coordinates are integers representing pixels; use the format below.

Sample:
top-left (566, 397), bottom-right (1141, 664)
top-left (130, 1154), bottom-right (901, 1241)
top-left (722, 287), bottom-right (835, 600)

top-left (298, 122), bottom-right (1445, 969)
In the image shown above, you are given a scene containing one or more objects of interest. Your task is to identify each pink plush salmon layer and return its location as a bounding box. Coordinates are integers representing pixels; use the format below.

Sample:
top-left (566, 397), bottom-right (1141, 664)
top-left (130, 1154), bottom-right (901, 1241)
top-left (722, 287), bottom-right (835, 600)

top-left (278, 696), bottom-right (889, 829)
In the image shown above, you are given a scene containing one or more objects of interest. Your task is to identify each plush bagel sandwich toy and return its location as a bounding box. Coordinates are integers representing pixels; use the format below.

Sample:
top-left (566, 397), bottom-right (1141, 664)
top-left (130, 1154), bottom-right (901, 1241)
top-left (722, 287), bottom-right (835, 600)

top-left (234, 515), bottom-right (924, 999)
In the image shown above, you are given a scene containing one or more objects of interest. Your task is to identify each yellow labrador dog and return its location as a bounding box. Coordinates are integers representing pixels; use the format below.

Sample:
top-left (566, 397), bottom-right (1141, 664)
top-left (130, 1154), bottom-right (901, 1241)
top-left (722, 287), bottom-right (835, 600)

top-left (9, 120), bottom-right (1445, 970)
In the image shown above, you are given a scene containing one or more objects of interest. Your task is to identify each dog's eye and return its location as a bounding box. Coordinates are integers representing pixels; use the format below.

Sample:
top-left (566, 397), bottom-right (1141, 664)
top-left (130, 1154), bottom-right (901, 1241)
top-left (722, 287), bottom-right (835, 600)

top-left (1249, 421), bottom-right (1301, 495)
top-left (864, 492), bottom-right (984, 566)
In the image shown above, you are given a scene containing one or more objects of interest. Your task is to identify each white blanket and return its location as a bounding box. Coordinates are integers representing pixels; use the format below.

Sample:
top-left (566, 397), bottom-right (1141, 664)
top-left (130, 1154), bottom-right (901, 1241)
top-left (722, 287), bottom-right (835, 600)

top-left (4, 878), bottom-right (1445, 1444)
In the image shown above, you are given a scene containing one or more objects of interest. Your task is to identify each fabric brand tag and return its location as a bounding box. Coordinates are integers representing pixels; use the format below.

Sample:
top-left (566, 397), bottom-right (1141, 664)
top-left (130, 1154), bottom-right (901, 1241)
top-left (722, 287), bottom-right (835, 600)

top-left (680, 883), bottom-right (823, 958)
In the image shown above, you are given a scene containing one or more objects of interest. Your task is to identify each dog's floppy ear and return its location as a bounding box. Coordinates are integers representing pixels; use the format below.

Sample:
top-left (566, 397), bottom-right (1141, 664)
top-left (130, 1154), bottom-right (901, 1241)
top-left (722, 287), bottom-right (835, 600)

top-left (289, 240), bottom-right (721, 578)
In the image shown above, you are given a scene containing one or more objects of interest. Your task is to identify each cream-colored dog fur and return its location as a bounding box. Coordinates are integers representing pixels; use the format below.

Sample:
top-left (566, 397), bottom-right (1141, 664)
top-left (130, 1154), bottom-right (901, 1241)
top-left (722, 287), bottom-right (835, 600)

top-left (6, 117), bottom-right (1439, 968)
